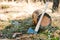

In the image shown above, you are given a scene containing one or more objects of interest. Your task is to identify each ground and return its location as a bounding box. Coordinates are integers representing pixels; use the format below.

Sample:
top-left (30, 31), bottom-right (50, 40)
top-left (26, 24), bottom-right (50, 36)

top-left (0, 2), bottom-right (60, 40)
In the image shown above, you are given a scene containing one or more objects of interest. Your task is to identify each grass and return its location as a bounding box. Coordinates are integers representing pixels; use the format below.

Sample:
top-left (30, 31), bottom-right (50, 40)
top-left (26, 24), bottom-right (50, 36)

top-left (0, 18), bottom-right (60, 40)
top-left (0, 1), bottom-right (59, 40)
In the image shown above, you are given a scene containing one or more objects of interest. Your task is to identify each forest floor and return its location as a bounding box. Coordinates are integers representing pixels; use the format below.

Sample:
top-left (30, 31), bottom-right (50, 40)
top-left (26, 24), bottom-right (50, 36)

top-left (0, 2), bottom-right (60, 40)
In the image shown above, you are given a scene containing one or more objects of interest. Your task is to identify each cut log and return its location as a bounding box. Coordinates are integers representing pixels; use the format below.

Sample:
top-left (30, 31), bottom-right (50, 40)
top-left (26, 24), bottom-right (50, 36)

top-left (38, 13), bottom-right (51, 27)
top-left (32, 10), bottom-right (52, 28)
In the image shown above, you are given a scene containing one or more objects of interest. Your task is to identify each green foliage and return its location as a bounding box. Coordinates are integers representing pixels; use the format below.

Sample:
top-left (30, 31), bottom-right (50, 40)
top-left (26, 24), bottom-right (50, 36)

top-left (0, 18), bottom-right (34, 38)
top-left (51, 37), bottom-right (59, 40)
top-left (0, 18), bottom-right (60, 39)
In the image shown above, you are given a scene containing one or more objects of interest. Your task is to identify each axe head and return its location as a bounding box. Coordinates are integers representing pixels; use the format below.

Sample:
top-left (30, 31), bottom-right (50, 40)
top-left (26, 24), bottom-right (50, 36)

top-left (27, 27), bottom-right (37, 34)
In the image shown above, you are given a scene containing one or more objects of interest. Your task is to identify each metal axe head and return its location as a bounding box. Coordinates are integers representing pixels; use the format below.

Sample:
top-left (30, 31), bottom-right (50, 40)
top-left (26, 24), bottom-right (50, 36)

top-left (27, 27), bottom-right (37, 34)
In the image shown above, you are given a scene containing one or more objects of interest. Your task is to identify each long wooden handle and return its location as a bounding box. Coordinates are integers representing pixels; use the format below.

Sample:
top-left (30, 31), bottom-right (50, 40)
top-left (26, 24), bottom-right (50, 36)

top-left (35, 2), bottom-right (48, 32)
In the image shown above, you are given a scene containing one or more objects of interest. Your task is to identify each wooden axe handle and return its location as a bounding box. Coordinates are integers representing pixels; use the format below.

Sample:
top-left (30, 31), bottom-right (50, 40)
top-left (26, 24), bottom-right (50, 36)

top-left (35, 2), bottom-right (49, 33)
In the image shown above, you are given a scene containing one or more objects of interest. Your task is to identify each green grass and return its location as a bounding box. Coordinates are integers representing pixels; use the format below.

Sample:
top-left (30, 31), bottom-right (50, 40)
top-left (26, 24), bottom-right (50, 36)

top-left (0, 18), bottom-right (60, 39)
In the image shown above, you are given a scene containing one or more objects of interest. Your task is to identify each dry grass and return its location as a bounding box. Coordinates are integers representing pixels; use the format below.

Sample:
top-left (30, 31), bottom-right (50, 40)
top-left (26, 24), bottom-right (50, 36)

top-left (0, 2), bottom-right (59, 30)
top-left (0, 2), bottom-right (60, 40)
